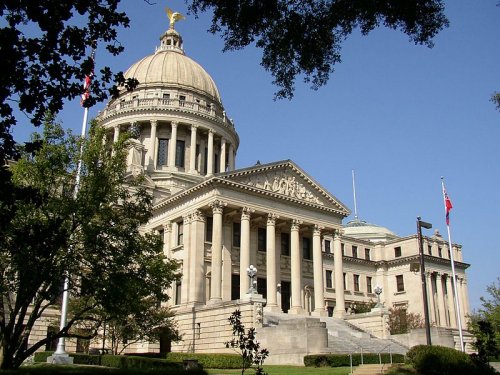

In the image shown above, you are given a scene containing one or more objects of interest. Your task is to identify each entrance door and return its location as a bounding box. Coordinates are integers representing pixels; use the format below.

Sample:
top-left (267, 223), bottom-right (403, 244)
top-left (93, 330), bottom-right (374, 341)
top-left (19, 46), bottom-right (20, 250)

top-left (281, 281), bottom-right (291, 313)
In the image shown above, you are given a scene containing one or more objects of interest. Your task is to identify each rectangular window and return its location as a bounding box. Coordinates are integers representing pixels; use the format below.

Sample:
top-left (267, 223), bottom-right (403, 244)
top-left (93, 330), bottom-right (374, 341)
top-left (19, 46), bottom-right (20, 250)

top-left (367, 276), bottom-right (373, 294)
top-left (365, 248), bottom-right (371, 260)
top-left (175, 140), bottom-right (185, 167)
top-left (428, 245), bottom-right (432, 255)
top-left (157, 138), bottom-right (168, 166)
top-left (343, 272), bottom-right (347, 290)
top-left (175, 281), bottom-right (182, 305)
top-left (352, 245), bottom-right (358, 258)
top-left (163, 93), bottom-right (170, 99)
top-left (257, 277), bottom-right (267, 299)
top-left (394, 246), bottom-right (402, 258)
top-left (326, 270), bottom-right (333, 289)
top-left (231, 274), bottom-right (240, 301)
top-left (179, 94), bottom-right (186, 106)
top-left (257, 228), bottom-right (266, 252)
top-left (447, 249), bottom-right (451, 259)
top-left (396, 275), bottom-right (405, 292)
top-left (177, 221), bottom-right (183, 246)
top-left (214, 153), bottom-right (219, 173)
top-left (233, 222), bottom-right (241, 247)
top-left (303, 237), bottom-right (311, 260)
top-left (341, 243), bottom-right (345, 256)
top-left (203, 147), bottom-right (208, 174)
top-left (324, 240), bottom-right (331, 254)
top-left (45, 326), bottom-right (59, 351)
top-left (353, 274), bottom-right (360, 292)
top-left (205, 216), bottom-right (213, 242)
top-left (438, 247), bottom-right (442, 257)
top-left (195, 144), bottom-right (200, 171)
top-left (281, 232), bottom-right (290, 256)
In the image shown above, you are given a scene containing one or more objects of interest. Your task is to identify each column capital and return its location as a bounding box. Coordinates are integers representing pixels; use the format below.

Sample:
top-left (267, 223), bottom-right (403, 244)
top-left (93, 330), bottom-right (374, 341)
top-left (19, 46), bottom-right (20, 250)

top-left (182, 213), bottom-right (192, 225)
top-left (333, 228), bottom-right (343, 239)
top-left (208, 128), bottom-right (216, 135)
top-left (291, 219), bottom-right (302, 231)
top-left (171, 121), bottom-right (178, 129)
top-left (313, 224), bottom-right (324, 235)
top-left (163, 222), bottom-right (172, 232)
top-left (191, 209), bottom-right (206, 222)
top-left (150, 119), bottom-right (158, 126)
top-left (190, 124), bottom-right (199, 131)
top-left (209, 199), bottom-right (227, 214)
top-left (267, 213), bottom-right (279, 225)
top-left (241, 206), bottom-right (255, 220)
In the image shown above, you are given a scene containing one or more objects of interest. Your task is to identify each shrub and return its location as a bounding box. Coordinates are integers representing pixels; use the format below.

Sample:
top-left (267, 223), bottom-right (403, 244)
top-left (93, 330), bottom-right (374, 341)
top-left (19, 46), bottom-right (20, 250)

top-left (166, 352), bottom-right (242, 369)
top-left (304, 353), bottom-right (404, 367)
top-left (33, 351), bottom-right (54, 363)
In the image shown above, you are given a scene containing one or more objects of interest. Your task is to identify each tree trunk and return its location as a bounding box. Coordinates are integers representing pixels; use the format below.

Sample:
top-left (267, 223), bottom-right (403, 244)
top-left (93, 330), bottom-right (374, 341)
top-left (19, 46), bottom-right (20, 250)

top-left (0, 337), bottom-right (14, 369)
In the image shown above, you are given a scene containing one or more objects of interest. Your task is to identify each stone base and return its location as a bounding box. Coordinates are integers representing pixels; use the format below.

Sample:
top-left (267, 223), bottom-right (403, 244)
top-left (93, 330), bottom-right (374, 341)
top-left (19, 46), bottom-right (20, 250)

top-left (47, 353), bottom-right (74, 365)
top-left (311, 309), bottom-right (328, 317)
top-left (287, 306), bottom-right (304, 315)
top-left (264, 305), bottom-right (282, 313)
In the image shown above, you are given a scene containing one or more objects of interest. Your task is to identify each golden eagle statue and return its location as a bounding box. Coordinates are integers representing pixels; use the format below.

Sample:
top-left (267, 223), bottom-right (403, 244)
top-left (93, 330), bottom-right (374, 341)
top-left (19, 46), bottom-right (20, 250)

top-left (166, 7), bottom-right (185, 29)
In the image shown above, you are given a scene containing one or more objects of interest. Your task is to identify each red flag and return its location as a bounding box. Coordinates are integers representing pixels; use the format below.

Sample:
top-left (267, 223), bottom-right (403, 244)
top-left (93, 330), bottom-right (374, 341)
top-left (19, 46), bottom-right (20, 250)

top-left (444, 189), bottom-right (453, 225)
top-left (80, 49), bottom-right (95, 106)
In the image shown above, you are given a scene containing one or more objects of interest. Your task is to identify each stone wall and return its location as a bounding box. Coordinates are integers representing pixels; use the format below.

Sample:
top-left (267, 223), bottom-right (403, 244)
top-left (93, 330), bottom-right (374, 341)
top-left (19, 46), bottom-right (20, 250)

top-left (345, 307), bottom-right (390, 339)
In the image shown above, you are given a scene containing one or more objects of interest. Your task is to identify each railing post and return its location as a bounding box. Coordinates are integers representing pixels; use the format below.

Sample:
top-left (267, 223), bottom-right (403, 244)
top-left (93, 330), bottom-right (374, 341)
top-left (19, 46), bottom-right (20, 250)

top-left (361, 347), bottom-right (363, 365)
top-left (350, 353), bottom-right (353, 375)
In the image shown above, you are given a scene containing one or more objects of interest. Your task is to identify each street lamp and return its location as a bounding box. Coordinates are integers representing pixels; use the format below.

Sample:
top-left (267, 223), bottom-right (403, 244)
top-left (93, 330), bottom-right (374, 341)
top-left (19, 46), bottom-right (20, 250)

top-left (417, 216), bottom-right (432, 346)
top-left (374, 286), bottom-right (383, 307)
top-left (246, 265), bottom-right (258, 294)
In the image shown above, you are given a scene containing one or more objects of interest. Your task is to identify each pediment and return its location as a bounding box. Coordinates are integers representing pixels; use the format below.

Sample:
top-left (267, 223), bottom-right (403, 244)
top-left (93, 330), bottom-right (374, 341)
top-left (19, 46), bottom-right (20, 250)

top-left (218, 160), bottom-right (350, 216)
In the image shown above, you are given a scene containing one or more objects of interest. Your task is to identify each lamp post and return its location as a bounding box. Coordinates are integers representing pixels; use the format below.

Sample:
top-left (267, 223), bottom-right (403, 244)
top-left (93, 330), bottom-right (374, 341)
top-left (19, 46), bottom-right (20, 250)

top-left (417, 216), bottom-right (433, 346)
top-left (247, 265), bottom-right (257, 294)
top-left (374, 286), bottom-right (383, 307)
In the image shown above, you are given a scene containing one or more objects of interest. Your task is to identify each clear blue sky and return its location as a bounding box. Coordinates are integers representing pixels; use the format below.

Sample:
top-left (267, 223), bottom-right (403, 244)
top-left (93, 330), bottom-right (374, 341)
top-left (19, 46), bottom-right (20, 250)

top-left (11, 1), bottom-right (500, 311)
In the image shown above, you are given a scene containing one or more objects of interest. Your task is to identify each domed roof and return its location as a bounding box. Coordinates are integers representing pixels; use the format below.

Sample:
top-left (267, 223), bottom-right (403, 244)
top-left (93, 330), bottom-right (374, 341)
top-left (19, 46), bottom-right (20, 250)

top-left (343, 219), bottom-right (398, 243)
top-left (123, 29), bottom-right (222, 103)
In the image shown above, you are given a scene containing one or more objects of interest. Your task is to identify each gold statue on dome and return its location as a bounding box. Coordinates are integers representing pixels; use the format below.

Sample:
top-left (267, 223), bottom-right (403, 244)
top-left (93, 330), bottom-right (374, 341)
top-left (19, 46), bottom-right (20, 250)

top-left (166, 7), bottom-right (185, 29)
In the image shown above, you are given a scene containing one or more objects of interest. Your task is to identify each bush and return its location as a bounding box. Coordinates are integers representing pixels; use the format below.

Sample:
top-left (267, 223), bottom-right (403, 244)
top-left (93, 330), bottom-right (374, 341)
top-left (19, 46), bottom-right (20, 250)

top-left (33, 351), bottom-right (54, 363)
top-left (406, 345), bottom-right (496, 375)
top-left (166, 352), bottom-right (242, 369)
top-left (304, 353), bottom-right (405, 367)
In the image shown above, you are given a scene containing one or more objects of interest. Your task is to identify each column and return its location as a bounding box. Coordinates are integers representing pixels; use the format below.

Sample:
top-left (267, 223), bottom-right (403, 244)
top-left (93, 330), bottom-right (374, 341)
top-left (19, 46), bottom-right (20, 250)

top-left (333, 229), bottom-right (345, 317)
top-left (113, 125), bottom-right (120, 142)
top-left (445, 274), bottom-right (457, 328)
top-left (275, 229), bottom-right (282, 310)
top-left (289, 219), bottom-right (303, 314)
top-left (228, 143), bottom-right (235, 171)
top-left (265, 213), bottom-right (279, 311)
top-left (435, 273), bottom-right (446, 326)
top-left (207, 129), bottom-right (214, 176)
top-left (189, 210), bottom-right (206, 305)
top-left (220, 138), bottom-right (227, 172)
top-left (180, 215), bottom-right (191, 305)
top-left (189, 124), bottom-right (198, 173)
top-left (162, 222), bottom-right (172, 258)
top-left (222, 218), bottom-right (233, 301)
top-left (150, 120), bottom-right (157, 169)
top-left (239, 207), bottom-right (253, 296)
top-left (426, 272), bottom-right (436, 325)
top-left (312, 225), bottom-right (326, 316)
top-left (168, 121), bottom-right (178, 168)
top-left (461, 278), bottom-right (470, 321)
top-left (210, 200), bottom-right (225, 303)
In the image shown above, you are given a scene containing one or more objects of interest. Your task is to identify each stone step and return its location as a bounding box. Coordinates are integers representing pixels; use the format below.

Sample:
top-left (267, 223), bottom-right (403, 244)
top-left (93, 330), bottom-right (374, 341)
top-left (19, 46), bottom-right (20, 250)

top-left (352, 363), bottom-right (391, 375)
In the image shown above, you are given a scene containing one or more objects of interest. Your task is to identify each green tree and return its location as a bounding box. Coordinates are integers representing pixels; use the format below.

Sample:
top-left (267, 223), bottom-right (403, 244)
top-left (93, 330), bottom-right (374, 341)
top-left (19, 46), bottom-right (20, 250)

top-left (0, 118), bottom-right (180, 369)
top-left (469, 278), bottom-right (500, 362)
top-left (491, 92), bottom-right (500, 111)
top-left (387, 307), bottom-right (425, 334)
top-left (188, 0), bottom-right (449, 99)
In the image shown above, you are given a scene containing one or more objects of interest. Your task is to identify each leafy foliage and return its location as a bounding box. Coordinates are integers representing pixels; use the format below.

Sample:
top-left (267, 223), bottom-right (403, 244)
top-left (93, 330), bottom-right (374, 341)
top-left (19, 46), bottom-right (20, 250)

top-left (491, 92), bottom-right (500, 112)
top-left (304, 353), bottom-right (404, 367)
top-left (387, 307), bottom-right (425, 334)
top-left (166, 352), bottom-right (242, 369)
top-left (225, 310), bottom-right (269, 375)
top-left (188, 0), bottom-right (449, 99)
top-left (0, 119), bottom-right (179, 369)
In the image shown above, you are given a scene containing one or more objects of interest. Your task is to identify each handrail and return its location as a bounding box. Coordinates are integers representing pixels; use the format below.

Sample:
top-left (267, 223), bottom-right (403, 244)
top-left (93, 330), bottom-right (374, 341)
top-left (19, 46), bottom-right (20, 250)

top-left (377, 342), bottom-right (394, 371)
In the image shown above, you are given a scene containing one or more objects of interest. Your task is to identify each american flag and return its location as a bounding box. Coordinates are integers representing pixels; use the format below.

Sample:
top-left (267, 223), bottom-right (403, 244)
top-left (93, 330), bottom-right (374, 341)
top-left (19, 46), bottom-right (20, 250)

top-left (443, 186), bottom-right (453, 226)
top-left (80, 49), bottom-right (95, 106)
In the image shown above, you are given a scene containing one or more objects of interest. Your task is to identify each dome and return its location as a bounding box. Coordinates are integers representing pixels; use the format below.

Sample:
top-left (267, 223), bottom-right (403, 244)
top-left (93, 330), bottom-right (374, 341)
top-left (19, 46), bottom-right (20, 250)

top-left (123, 29), bottom-right (222, 104)
top-left (343, 219), bottom-right (398, 243)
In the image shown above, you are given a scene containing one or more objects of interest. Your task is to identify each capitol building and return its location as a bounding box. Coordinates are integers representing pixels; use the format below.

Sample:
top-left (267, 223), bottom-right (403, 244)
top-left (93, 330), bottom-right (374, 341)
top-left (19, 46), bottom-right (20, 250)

top-left (36, 18), bottom-right (472, 362)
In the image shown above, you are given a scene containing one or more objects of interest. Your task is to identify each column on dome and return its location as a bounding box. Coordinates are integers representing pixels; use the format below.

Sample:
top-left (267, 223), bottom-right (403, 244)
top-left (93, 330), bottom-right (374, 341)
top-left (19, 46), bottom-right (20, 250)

top-left (435, 273), bottom-right (446, 326)
top-left (239, 207), bottom-right (253, 296)
top-left (228, 143), bottom-right (235, 171)
top-left (333, 229), bottom-right (345, 317)
top-left (265, 214), bottom-right (279, 311)
top-left (149, 120), bottom-right (158, 169)
top-left (163, 222), bottom-right (172, 258)
top-left (198, 137), bottom-right (206, 174)
top-left (220, 138), bottom-right (227, 173)
top-left (168, 121), bottom-right (178, 168)
top-left (289, 219), bottom-right (303, 314)
top-left (180, 214), bottom-right (191, 305)
top-left (189, 124), bottom-right (198, 174)
top-left (426, 272), bottom-right (437, 325)
top-left (312, 225), bottom-right (326, 316)
top-left (207, 129), bottom-right (214, 176)
top-left (445, 274), bottom-right (457, 328)
top-left (209, 200), bottom-right (225, 303)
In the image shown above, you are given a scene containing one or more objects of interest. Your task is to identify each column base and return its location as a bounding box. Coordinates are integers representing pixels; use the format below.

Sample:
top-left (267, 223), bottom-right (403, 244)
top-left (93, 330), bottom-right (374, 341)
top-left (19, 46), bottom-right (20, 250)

top-left (207, 298), bottom-right (223, 305)
top-left (287, 306), bottom-right (305, 315)
top-left (264, 304), bottom-right (282, 313)
top-left (311, 309), bottom-right (328, 317)
top-left (334, 309), bottom-right (345, 318)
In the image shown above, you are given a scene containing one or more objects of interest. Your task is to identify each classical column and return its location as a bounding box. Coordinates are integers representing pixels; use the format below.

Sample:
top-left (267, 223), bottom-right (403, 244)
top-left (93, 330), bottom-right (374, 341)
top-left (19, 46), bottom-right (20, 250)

top-left (461, 278), bottom-right (470, 321)
top-left (168, 121), bottom-right (178, 168)
top-left (113, 125), bottom-right (120, 143)
top-left (222, 218), bottom-right (233, 301)
top-left (149, 120), bottom-right (157, 169)
top-left (220, 138), bottom-right (227, 172)
top-left (209, 200), bottom-right (225, 303)
top-left (265, 213), bottom-right (279, 311)
top-left (289, 219), bottom-right (303, 314)
top-left (228, 143), bottom-right (235, 171)
top-left (333, 229), bottom-right (345, 317)
top-left (163, 222), bottom-right (172, 258)
top-left (435, 273), bottom-right (446, 326)
top-left (189, 124), bottom-right (198, 173)
top-left (426, 272), bottom-right (436, 325)
top-left (275, 229), bottom-right (282, 310)
top-left (312, 225), bottom-right (326, 316)
top-left (239, 207), bottom-right (253, 296)
top-left (180, 214), bottom-right (191, 305)
top-left (189, 210), bottom-right (206, 305)
top-left (207, 129), bottom-right (214, 176)
top-left (445, 274), bottom-right (457, 328)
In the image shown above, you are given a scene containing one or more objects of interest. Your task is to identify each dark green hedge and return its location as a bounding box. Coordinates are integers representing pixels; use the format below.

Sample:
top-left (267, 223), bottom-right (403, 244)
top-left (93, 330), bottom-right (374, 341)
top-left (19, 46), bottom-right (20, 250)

top-left (166, 352), bottom-right (242, 369)
top-left (406, 345), bottom-right (496, 375)
top-left (34, 351), bottom-right (99, 365)
top-left (304, 353), bottom-right (405, 367)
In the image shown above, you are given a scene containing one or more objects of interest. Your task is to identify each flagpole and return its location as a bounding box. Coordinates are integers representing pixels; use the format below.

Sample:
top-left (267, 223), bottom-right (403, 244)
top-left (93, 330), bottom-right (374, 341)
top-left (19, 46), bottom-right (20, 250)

top-left (441, 177), bottom-right (465, 352)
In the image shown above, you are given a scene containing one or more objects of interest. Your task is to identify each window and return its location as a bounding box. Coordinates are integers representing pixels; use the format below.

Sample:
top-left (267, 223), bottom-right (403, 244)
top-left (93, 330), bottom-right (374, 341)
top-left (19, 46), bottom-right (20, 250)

top-left (203, 147), bottom-right (208, 174)
top-left (179, 94), bottom-right (186, 106)
top-left (157, 138), bottom-right (168, 166)
top-left (352, 245), bottom-right (358, 258)
top-left (214, 153), bottom-right (219, 173)
top-left (367, 276), bottom-right (373, 294)
top-left (324, 240), bottom-right (331, 254)
top-left (303, 237), bottom-right (311, 260)
top-left (343, 272), bottom-right (347, 290)
top-left (76, 329), bottom-right (91, 353)
top-left (158, 228), bottom-right (164, 246)
top-left (353, 274), bottom-right (360, 292)
top-left (258, 228), bottom-right (266, 252)
top-left (447, 249), bottom-right (451, 259)
top-left (205, 216), bottom-right (213, 242)
top-left (257, 277), bottom-right (267, 298)
top-left (175, 140), bottom-right (185, 167)
top-left (45, 326), bottom-right (58, 351)
top-left (177, 221), bottom-right (183, 246)
top-left (195, 144), bottom-right (200, 171)
top-left (365, 248), bottom-right (371, 260)
top-left (394, 246), bottom-right (402, 258)
top-left (325, 270), bottom-right (333, 288)
top-left (175, 281), bottom-right (182, 305)
top-left (438, 247), bottom-right (443, 257)
top-left (341, 243), bottom-right (345, 256)
top-left (428, 245), bottom-right (432, 255)
top-left (162, 93), bottom-right (170, 99)
top-left (281, 232), bottom-right (290, 256)
top-left (233, 222), bottom-right (241, 247)
top-left (396, 275), bottom-right (405, 292)
top-left (231, 274), bottom-right (240, 301)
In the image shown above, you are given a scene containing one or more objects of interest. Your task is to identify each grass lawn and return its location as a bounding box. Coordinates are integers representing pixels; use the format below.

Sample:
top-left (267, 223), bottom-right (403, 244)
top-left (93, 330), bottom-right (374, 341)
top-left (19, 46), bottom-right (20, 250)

top-left (206, 366), bottom-right (351, 375)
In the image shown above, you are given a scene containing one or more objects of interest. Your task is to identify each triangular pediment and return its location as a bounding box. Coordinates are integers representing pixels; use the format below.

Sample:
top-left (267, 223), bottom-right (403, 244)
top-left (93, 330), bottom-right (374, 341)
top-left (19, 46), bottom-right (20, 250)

top-left (217, 160), bottom-right (350, 216)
